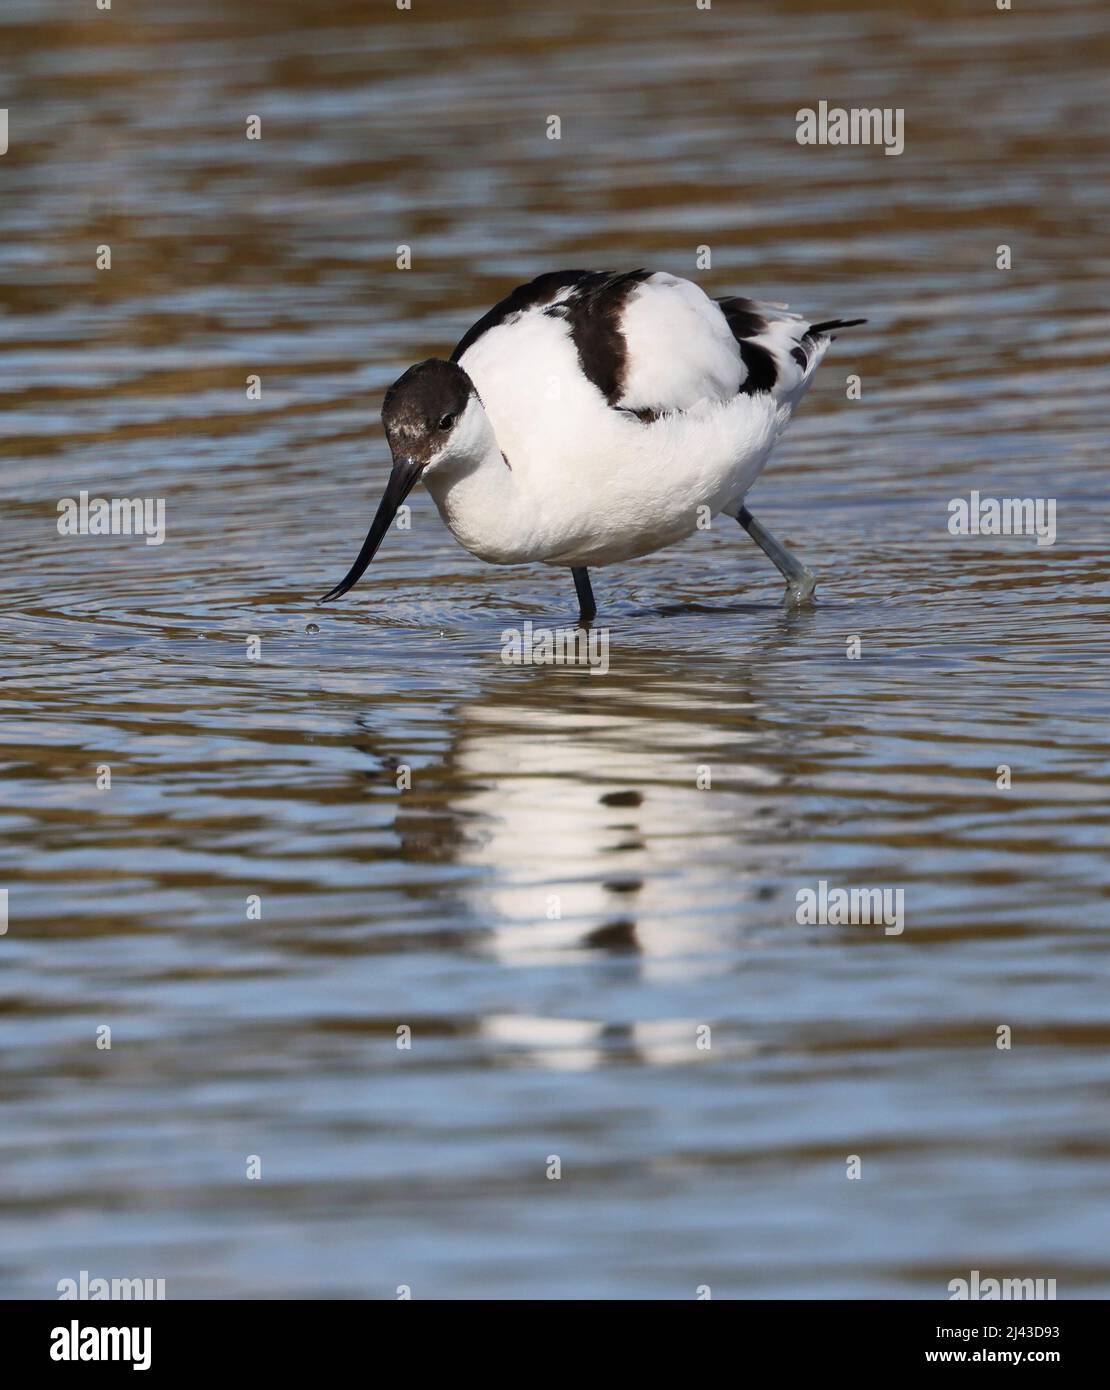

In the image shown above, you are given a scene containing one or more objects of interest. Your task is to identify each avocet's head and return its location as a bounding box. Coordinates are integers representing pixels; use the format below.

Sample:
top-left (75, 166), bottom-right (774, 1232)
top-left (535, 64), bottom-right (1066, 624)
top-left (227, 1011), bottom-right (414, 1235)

top-left (320, 358), bottom-right (483, 602)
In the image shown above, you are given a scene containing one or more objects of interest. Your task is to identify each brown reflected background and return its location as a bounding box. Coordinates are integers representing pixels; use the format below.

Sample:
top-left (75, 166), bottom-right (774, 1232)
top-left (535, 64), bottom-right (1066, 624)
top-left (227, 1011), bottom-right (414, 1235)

top-left (0, 0), bottom-right (1108, 1298)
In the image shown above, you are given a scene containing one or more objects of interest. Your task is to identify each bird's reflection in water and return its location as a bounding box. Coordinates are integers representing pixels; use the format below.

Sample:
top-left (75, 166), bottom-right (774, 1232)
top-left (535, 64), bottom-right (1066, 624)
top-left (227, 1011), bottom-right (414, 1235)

top-left (388, 623), bottom-right (816, 980)
top-left (478, 1012), bottom-right (759, 1071)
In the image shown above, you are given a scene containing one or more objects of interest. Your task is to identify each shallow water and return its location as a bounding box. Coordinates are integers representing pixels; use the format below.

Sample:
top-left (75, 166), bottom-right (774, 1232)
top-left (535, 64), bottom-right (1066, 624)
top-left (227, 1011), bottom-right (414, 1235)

top-left (1, 0), bottom-right (1108, 1299)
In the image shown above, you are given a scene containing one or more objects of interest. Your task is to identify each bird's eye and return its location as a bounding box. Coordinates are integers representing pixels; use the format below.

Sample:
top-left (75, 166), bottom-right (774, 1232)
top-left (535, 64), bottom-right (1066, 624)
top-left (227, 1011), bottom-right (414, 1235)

top-left (438, 412), bottom-right (456, 431)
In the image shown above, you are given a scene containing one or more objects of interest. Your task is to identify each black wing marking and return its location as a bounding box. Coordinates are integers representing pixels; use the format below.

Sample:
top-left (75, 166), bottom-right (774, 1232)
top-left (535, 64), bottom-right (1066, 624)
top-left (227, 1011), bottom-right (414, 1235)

top-left (716, 295), bottom-right (769, 342)
top-left (717, 297), bottom-right (779, 396)
top-left (794, 317), bottom-right (868, 368)
top-left (541, 270), bottom-right (652, 405)
top-left (452, 269), bottom-right (653, 407)
top-left (808, 317), bottom-right (867, 336)
top-left (718, 297), bottom-right (867, 394)
top-left (451, 270), bottom-right (595, 364)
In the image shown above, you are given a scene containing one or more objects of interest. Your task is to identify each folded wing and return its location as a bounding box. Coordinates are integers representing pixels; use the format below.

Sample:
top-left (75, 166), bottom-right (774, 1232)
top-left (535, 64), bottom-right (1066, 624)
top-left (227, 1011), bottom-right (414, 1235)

top-left (452, 268), bottom-right (863, 420)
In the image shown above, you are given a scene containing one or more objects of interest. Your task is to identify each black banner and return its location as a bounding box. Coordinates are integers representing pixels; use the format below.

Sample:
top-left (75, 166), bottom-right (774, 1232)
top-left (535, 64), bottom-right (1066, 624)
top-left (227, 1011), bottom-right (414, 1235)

top-left (5, 1298), bottom-right (1100, 1375)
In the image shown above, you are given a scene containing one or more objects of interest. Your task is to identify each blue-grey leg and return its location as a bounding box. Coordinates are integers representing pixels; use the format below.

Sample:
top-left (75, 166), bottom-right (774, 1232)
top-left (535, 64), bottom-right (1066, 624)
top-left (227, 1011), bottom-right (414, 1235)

top-left (737, 506), bottom-right (817, 605)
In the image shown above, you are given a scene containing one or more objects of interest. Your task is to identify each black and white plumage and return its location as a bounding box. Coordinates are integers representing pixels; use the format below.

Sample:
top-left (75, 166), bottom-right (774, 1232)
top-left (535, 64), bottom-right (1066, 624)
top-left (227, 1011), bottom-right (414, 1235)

top-left (321, 269), bottom-right (865, 615)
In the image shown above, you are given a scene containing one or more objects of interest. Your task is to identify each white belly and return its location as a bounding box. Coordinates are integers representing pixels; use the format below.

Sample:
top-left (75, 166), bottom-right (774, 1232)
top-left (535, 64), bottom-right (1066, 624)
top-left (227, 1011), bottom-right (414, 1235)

top-left (536, 395), bottom-right (783, 567)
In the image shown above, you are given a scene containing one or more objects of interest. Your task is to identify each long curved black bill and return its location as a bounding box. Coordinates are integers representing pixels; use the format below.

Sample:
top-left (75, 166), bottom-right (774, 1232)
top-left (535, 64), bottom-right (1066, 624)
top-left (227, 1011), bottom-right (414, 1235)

top-left (320, 458), bottom-right (422, 602)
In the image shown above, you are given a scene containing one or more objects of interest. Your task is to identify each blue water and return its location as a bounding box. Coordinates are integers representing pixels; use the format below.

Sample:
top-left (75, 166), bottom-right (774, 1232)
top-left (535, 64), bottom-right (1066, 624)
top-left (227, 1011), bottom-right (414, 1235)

top-left (1, 0), bottom-right (1108, 1298)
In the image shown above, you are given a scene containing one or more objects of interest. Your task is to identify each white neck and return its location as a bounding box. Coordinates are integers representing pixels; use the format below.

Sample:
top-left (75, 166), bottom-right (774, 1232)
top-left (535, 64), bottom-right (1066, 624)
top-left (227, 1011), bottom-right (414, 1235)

top-left (421, 397), bottom-right (530, 564)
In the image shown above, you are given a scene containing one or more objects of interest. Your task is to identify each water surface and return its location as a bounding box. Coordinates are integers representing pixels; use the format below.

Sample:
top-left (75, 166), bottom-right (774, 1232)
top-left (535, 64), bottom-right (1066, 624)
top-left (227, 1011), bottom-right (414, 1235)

top-left (1, 0), bottom-right (1108, 1298)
